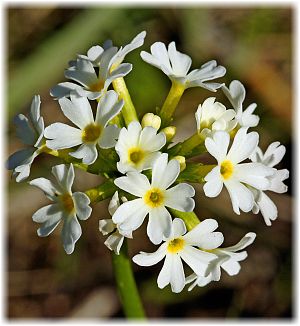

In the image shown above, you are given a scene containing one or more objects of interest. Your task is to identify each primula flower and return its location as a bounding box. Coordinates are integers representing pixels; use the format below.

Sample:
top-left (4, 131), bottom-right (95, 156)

top-left (50, 31), bottom-right (146, 100)
top-left (203, 128), bottom-right (274, 214)
top-left (250, 142), bottom-right (289, 225)
top-left (44, 91), bottom-right (123, 165)
top-left (141, 41), bottom-right (226, 91)
top-left (195, 97), bottom-right (237, 138)
top-left (133, 218), bottom-right (223, 293)
top-left (7, 95), bottom-right (44, 182)
top-left (222, 80), bottom-right (259, 129)
top-left (29, 164), bottom-right (92, 254)
top-left (115, 121), bottom-right (166, 174)
top-left (99, 191), bottom-right (132, 255)
top-left (186, 232), bottom-right (256, 289)
top-left (113, 153), bottom-right (195, 244)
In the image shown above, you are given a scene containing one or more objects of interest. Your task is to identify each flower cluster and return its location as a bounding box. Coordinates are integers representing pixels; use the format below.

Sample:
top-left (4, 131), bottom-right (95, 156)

top-left (7, 31), bottom-right (289, 293)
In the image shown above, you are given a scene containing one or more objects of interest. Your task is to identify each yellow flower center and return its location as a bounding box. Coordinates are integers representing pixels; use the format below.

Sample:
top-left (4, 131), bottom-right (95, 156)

top-left (89, 79), bottom-right (105, 92)
top-left (59, 193), bottom-right (75, 214)
top-left (167, 237), bottom-right (185, 254)
top-left (220, 160), bottom-right (234, 180)
top-left (82, 123), bottom-right (102, 143)
top-left (128, 147), bottom-right (145, 165)
top-left (144, 188), bottom-right (165, 208)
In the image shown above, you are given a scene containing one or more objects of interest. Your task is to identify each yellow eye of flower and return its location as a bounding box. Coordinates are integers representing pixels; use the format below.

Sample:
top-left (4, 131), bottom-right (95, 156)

top-left (167, 238), bottom-right (185, 254)
top-left (220, 160), bottom-right (234, 180)
top-left (89, 79), bottom-right (105, 92)
top-left (128, 147), bottom-right (145, 164)
top-left (59, 193), bottom-right (75, 214)
top-left (82, 123), bottom-right (102, 143)
top-left (144, 188), bottom-right (165, 208)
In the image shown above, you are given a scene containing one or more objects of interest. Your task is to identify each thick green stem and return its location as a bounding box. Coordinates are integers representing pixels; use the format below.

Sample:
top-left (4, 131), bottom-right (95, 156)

top-left (112, 77), bottom-right (138, 126)
top-left (168, 132), bottom-right (205, 158)
top-left (159, 81), bottom-right (185, 128)
top-left (169, 209), bottom-right (200, 231)
top-left (111, 240), bottom-right (146, 319)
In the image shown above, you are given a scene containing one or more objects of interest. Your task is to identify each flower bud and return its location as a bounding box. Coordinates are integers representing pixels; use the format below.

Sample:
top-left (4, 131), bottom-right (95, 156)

top-left (161, 126), bottom-right (176, 142)
top-left (173, 155), bottom-right (186, 171)
top-left (141, 113), bottom-right (161, 130)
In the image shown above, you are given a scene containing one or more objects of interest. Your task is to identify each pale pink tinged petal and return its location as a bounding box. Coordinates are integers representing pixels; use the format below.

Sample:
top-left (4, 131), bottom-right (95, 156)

top-left (164, 183), bottom-right (195, 212)
top-left (133, 243), bottom-right (167, 267)
top-left (203, 167), bottom-right (223, 197)
top-left (151, 154), bottom-right (180, 189)
top-left (157, 254), bottom-right (173, 289)
top-left (44, 123), bottom-right (82, 150)
top-left (180, 246), bottom-right (216, 276)
top-left (258, 192), bottom-right (278, 226)
top-left (171, 218), bottom-right (187, 239)
top-left (138, 127), bottom-right (166, 152)
top-left (205, 131), bottom-right (230, 162)
top-left (170, 255), bottom-right (185, 293)
top-left (69, 143), bottom-right (98, 165)
top-left (59, 96), bottom-right (94, 129)
top-left (183, 219), bottom-right (219, 245)
top-left (224, 179), bottom-right (254, 214)
top-left (223, 232), bottom-right (256, 252)
top-left (114, 172), bottom-right (150, 197)
top-left (227, 128), bottom-right (259, 164)
top-left (147, 207), bottom-right (172, 244)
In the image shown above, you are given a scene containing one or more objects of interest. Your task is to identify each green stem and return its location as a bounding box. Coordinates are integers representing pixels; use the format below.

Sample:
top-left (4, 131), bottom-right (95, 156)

top-left (111, 240), bottom-right (146, 319)
top-left (169, 209), bottom-right (200, 231)
top-left (84, 179), bottom-right (117, 203)
top-left (112, 77), bottom-right (138, 126)
top-left (177, 163), bottom-right (216, 183)
top-left (168, 132), bottom-right (205, 158)
top-left (159, 81), bottom-right (185, 128)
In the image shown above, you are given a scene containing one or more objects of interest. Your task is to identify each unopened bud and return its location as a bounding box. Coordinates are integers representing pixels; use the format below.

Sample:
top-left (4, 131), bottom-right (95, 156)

top-left (141, 113), bottom-right (161, 130)
top-left (161, 126), bottom-right (176, 142)
top-left (173, 156), bottom-right (186, 172)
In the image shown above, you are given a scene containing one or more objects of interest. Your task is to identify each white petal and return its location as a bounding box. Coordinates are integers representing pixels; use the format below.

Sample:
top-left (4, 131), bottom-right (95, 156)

top-left (65, 59), bottom-right (98, 87)
top-left (73, 192), bottom-right (92, 220)
top-left (164, 183), bottom-right (195, 212)
top-left (108, 191), bottom-right (120, 216)
top-left (99, 219), bottom-right (116, 235)
top-left (37, 216), bottom-right (62, 237)
top-left (112, 198), bottom-right (146, 225)
top-left (140, 152), bottom-right (162, 171)
top-left (98, 124), bottom-right (120, 149)
top-left (227, 128), bottom-right (259, 164)
top-left (69, 143), bottom-right (98, 165)
top-left (269, 169), bottom-right (289, 193)
top-left (170, 254), bottom-right (185, 293)
top-left (114, 172), bottom-right (150, 197)
top-left (147, 207), bottom-right (172, 244)
top-left (51, 164), bottom-right (74, 193)
top-left (151, 154), bottom-right (180, 189)
top-left (221, 259), bottom-right (241, 276)
top-left (6, 148), bottom-right (36, 170)
top-left (157, 254), bottom-right (172, 289)
top-left (203, 167), bottom-right (223, 197)
top-left (168, 42), bottom-right (192, 76)
top-left (258, 192), bottom-right (278, 226)
top-left (183, 219), bottom-right (220, 245)
top-left (61, 216), bottom-right (82, 254)
top-left (45, 123), bottom-right (82, 150)
top-left (205, 131), bottom-right (230, 162)
top-left (32, 203), bottom-right (62, 223)
top-left (104, 232), bottom-right (124, 255)
top-left (224, 232), bottom-right (256, 252)
top-left (170, 218), bottom-right (187, 239)
top-left (222, 80), bottom-right (245, 110)
top-left (194, 232), bottom-right (224, 250)
top-left (29, 177), bottom-right (58, 198)
top-left (50, 82), bottom-right (81, 99)
top-left (138, 127), bottom-right (166, 152)
top-left (264, 142), bottom-right (286, 167)
top-left (133, 243), bottom-right (167, 267)
top-left (14, 114), bottom-right (36, 145)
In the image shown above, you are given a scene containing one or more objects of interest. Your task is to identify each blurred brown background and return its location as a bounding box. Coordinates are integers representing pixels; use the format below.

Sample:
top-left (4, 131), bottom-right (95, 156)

top-left (6, 6), bottom-right (293, 319)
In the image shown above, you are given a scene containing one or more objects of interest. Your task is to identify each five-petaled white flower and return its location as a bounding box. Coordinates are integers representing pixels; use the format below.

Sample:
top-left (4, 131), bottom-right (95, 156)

top-left (141, 41), bottom-right (226, 91)
top-left (29, 164), bottom-right (92, 254)
top-left (222, 80), bottom-right (259, 129)
top-left (112, 153), bottom-right (195, 244)
top-left (203, 128), bottom-right (274, 214)
top-left (250, 142), bottom-right (289, 225)
top-left (50, 31), bottom-right (146, 100)
top-left (115, 121), bottom-right (166, 174)
top-left (7, 95), bottom-right (44, 182)
top-left (186, 232), bottom-right (256, 290)
top-left (195, 97), bottom-right (237, 138)
top-left (99, 191), bottom-right (132, 255)
top-left (44, 91), bottom-right (123, 165)
top-left (133, 218), bottom-right (223, 293)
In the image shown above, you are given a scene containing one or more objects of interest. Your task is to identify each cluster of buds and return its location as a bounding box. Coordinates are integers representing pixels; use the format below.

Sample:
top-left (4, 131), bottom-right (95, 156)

top-left (7, 31), bottom-right (289, 293)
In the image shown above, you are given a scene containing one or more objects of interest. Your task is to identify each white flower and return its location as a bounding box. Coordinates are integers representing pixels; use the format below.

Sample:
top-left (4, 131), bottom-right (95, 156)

top-left (112, 153), bottom-right (195, 244)
top-left (203, 128), bottom-right (274, 214)
top-left (99, 191), bottom-right (132, 255)
top-left (250, 142), bottom-right (289, 225)
top-left (222, 80), bottom-right (259, 128)
top-left (50, 31), bottom-right (146, 100)
top-left (133, 218), bottom-right (223, 293)
top-left (186, 232), bottom-right (256, 290)
top-left (6, 95), bottom-right (44, 182)
top-left (29, 164), bottom-right (92, 254)
top-left (115, 121), bottom-right (166, 174)
top-left (195, 97), bottom-right (237, 138)
top-left (44, 91), bottom-right (123, 165)
top-left (141, 41), bottom-right (226, 91)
